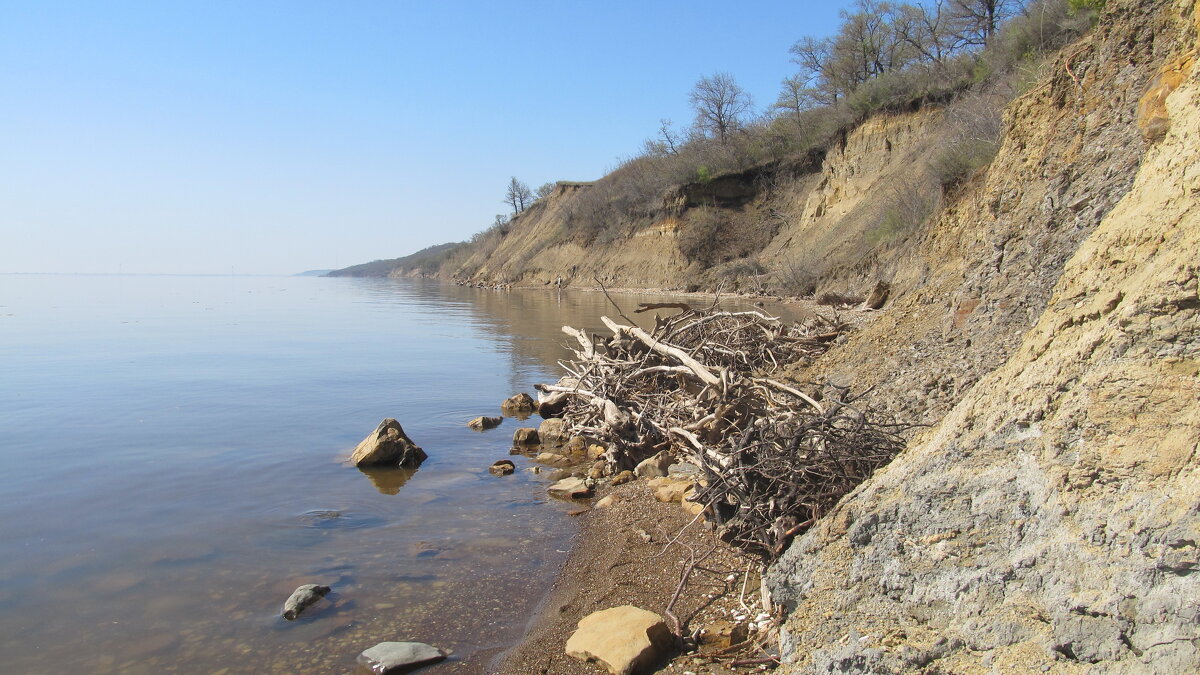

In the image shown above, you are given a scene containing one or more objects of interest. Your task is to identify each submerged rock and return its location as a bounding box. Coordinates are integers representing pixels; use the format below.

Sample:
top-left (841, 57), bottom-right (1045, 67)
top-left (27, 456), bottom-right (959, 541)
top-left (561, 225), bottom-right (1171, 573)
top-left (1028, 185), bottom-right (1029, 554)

top-left (281, 583), bottom-right (330, 620)
top-left (565, 605), bottom-right (672, 674)
top-left (467, 416), bottom-right (503, 431)
top-left (349, 419), bottom-right (426, 468)
top-left (355, 641), bottom-right (446, 674)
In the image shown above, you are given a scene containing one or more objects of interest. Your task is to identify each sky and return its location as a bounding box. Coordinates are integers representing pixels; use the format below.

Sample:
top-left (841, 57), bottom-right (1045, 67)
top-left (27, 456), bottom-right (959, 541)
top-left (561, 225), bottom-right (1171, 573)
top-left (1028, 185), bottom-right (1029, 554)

top-left (0, 1), bottom-right (851, 275)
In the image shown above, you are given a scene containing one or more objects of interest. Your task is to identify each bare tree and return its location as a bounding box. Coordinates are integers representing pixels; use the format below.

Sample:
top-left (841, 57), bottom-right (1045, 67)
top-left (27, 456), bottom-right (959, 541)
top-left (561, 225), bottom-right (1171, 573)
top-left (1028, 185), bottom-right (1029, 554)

top-left (535, 182), bottom-right (556, 200)
top-left (504, 177), bottom-right (533, 215)
top-left (773, 74), bottom-right (821, 123)
top-left (951, 0), bottom-right (1026, 46)
top-left (689, 72), bottom-right (754, 145)
top-left (893, 0), bottom-right (963, 67)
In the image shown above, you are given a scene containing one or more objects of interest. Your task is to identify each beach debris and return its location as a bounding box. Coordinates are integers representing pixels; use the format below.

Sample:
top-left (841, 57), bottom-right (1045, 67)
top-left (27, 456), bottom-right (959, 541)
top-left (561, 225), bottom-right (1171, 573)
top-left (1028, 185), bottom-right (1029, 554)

top-left (565, 605), bottom-right (673, 675)
top-left (500, 392), bottom-right (536, 415)
top-left (488, 459), bottom-right (515, 476)
top-left (281, 583), bottom-right (330, 621)
top-left (541, 304), bottom-right (910, 559)
top-left (355, 641), bottom-right (446, 674)
top-left (349, 419), bottom-right (426, 468)
top-left (467, 416), bottom-right (502, 431)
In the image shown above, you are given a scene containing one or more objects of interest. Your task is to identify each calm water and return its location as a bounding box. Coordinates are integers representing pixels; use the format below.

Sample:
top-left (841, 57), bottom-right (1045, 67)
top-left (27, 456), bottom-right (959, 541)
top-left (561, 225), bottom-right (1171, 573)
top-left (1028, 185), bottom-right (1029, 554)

top-left (0, 274), bottom-right (771, 674)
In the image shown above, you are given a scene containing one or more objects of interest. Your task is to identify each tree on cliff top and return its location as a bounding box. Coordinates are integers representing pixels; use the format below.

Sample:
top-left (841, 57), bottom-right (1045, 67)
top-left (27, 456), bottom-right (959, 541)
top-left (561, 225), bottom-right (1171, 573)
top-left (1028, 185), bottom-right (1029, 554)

top-left (504, 177), bottom-right (533, 215)
top-left (690, 72), bottom-right (754, 145)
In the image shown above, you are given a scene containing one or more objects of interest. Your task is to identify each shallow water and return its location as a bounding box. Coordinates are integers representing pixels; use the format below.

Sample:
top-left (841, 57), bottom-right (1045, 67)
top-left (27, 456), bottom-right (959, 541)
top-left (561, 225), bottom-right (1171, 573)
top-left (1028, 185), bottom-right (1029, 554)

top-left (0, 274), bottom-right (787, 673)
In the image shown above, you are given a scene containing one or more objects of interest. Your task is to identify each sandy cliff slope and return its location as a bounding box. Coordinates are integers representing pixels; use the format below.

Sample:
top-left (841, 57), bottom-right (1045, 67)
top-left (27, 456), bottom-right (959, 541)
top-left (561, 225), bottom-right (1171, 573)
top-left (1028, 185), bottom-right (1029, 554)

top-left (766, 1), bottom-right (1199, 671)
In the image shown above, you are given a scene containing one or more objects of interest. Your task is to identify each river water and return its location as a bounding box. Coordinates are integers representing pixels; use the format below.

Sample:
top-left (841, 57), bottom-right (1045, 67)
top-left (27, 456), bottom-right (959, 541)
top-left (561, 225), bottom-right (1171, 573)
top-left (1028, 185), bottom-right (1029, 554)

top-left (0, 274), bottom-right (783, 674)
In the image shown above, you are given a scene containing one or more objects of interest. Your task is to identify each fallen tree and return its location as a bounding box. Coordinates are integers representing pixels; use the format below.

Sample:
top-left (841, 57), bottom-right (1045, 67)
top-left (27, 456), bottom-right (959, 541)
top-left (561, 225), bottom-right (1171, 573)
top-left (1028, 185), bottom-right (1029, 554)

top-left (537, 302), bottom-right (910, 559)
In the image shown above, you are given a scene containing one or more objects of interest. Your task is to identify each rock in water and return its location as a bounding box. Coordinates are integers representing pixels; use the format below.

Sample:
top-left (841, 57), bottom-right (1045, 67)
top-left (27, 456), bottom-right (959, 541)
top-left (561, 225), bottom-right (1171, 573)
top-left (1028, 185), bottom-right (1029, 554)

top-left (467, 416), bottom-right (502, 431)
top-left (356, 641), bottom-right (446, 674)
top-left (500, 392), bottom-right (536, 415)
top-left (489, 459), bottom-right (515, 476)
top-left (512, 427), bottom-right (540, 446)
top-left (349, 419), bottom-right (426, 467)
top-left (281, 584), bottom-right (330, 620)
top-left (565, 605), bottom-right (672, 674)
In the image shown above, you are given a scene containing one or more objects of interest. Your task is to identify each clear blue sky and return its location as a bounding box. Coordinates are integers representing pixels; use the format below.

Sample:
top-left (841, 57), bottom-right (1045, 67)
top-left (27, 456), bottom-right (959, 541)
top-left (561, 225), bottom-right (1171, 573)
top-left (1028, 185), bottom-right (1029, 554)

top-left (0, 1), bottom-right (850, 275)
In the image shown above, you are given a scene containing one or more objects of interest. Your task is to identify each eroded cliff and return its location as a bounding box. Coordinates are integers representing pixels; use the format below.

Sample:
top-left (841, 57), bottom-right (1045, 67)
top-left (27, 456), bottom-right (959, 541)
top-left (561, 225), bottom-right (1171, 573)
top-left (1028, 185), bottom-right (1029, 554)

top-left (766, 1), bottom-right (1199, 671)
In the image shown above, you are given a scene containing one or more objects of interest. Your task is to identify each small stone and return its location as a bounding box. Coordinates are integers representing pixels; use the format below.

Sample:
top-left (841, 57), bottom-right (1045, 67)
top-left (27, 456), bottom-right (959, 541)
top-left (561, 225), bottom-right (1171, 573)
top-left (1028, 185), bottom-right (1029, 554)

top-left (697, 620), bottom-right (749, 650)
top-left (349, 419), bottom-right (426, 468)
top-left (565, 605), bottom-right (673, 675)
top-left (611, 470), bottom-right (635, 486)
top-left (281, 584), bottom-right (330, 620)
top-left (513, 427), bottom-right (540, 446)
top-left (587, 443), bottom-right (608, 460)
top-left (565, 436), bottom-right (587, 455)
top-left (467, 416), bottom-right (502, 431)
top-left (635, 451), bottom-right (674, 479)
top-left (596, 495), bottom-right (619, 509)
top-left (588, 466), bottom-right (605, 480)
top-left (548, 477), bottom-right (593, 499)
top-left (356, 641), bottom-right (446, 674)
top-left (489, 460), bottom-right (515, 476)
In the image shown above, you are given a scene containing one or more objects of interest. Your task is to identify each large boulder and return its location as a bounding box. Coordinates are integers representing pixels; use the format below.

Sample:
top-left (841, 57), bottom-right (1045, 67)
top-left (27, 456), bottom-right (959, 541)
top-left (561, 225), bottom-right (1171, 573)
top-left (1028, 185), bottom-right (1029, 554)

top-left (349, 419), bottom-right (426, 468)
top-left (512, 427), bottom-right (540, 446)
top-left (565, 605), bottom-right (673, 674)
top-left (355, 641), bottom-right (446, 674)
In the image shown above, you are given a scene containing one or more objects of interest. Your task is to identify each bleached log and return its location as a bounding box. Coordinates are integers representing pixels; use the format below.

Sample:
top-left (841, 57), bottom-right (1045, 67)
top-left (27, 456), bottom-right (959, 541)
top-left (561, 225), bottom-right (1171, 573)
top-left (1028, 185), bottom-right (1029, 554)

top-left (560, 326), bottom-right (596, 360)
top-left (601, 316), bottom-right (722, 387)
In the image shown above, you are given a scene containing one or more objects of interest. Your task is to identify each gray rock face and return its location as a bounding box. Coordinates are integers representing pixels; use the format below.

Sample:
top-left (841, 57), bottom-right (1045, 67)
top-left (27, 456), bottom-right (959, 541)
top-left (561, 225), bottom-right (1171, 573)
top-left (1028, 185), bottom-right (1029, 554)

top-left (349, 419), bottom-right (426, 467)
top-left (355, 641), bottom-right (446, 674)
top-left (281, 584), bottom-right (330, 620)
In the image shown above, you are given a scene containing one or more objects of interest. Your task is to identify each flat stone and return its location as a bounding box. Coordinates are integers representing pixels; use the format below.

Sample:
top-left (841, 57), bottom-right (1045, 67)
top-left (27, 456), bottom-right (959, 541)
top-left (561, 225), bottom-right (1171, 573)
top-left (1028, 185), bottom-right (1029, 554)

top-left (565, 605), bottom-right (673, 674)
top-left (349, 419), bottom-right (426, 468)
top-left (534, 452), bottom-right (574, 467)
top-left (596, 495), bottom-right (619, 509)
top-left (356, 641), bottom-right (446, 674)
top-left (467, 416), bottom-right (502, 431)
top-left (548, 477), bottom-right (593, 499)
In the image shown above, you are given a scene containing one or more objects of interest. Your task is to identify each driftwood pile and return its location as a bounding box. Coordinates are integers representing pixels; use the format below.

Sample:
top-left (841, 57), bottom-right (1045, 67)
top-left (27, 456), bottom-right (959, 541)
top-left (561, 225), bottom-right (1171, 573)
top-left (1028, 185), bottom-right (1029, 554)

top-left (537, 302), bottom-right (908, 560)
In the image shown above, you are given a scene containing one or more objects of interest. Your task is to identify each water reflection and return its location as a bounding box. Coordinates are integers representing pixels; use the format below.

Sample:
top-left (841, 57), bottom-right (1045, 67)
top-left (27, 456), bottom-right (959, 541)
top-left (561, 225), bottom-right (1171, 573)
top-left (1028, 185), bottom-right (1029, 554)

top-left (356, 465), bottom-right (417, 495)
